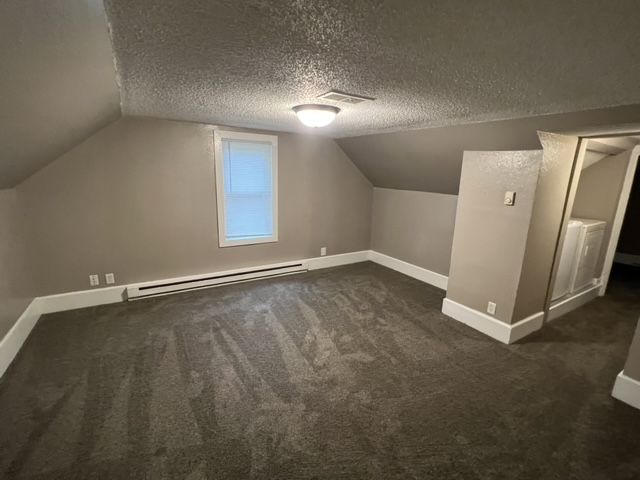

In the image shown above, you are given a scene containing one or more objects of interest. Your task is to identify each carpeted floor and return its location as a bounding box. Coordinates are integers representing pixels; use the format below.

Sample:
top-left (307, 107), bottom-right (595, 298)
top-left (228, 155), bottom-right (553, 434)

top-left (1, 261), bottom-right (639, 479)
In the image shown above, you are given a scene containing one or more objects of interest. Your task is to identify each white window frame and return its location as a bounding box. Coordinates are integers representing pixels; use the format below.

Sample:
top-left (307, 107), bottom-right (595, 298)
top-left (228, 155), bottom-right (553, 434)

top-left (214, 130), bottom-right (279, 247)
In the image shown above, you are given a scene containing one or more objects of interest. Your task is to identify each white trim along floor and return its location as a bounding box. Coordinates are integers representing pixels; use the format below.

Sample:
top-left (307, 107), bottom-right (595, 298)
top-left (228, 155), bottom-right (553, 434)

top-left (2, 250), bottom-right (447, 377)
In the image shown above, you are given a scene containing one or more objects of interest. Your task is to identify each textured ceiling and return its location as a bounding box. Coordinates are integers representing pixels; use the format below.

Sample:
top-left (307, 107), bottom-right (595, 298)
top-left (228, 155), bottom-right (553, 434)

top-left (337, 104), bottom-right (640, 195)
top-left (104, 0), bottom-right (640, 138)
top-left (0, 0), bottom-right (121, 188)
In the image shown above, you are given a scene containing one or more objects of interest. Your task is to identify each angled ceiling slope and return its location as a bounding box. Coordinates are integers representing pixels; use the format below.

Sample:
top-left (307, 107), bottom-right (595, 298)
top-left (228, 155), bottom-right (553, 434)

top-left (0, 0), bottom-right (120, 188)
top-left (337, 104), bottom-right (640, 195)
top-left (104, 0), bottom-right (640, 138)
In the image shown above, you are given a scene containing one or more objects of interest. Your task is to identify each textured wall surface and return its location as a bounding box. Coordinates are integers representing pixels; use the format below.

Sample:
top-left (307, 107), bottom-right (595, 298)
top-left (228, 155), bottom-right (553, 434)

top-left (446, 150), bottom-right (543, 324)
top-left (5, 1), bottom-right (640, 189)
top-left (18, 117), bottom-right (372, 295)
top-left (337, 105), bottom-right (640, 194)
top-left (0, 0), bottom-right (121, 188)
top-left (512, 133), bottom-right (580, 322)
top-left (0, 189), bottom-right (34, 339)
top-left (371, 188), bottom-right (457, 276)
top-left (103, 0), bottom-right (640, 139)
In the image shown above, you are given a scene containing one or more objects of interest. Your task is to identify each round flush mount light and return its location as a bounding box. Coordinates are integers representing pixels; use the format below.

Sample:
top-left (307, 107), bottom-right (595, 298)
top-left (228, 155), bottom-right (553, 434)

top-left (293, 104), bottom-right (340, 128)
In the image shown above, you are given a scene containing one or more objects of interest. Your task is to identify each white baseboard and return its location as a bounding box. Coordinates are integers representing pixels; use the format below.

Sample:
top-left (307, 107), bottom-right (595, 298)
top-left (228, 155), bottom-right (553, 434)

top-left (0, 300), bottom-right (41, 377)
top-left (0, 250), bottom-right (370, 377)
top-left (0, 250), bottom-right (446, 377)
top-left (548, 282), bottom-right (601, 321)
top-left (612, 371), bottom-right (640, 410)
top-left (367, 251), bottom-right (448, 290)
top-left (40, 251), bottom-right (369, 308)
top-left (509, 311), bottom-right (546, 342)
top-left (38, 286), bottom-right (126, 314)
top-left (441, 298), bottom-right (544, 344)
top-left (614, 252), bottom-right (640, 267)
top-left (306, 250), bottom-right (370, 270)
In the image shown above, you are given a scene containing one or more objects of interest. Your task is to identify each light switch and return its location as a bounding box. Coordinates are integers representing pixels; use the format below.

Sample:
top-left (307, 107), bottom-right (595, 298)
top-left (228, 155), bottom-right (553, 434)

top-left (504, 191), bottom-right (516, 206)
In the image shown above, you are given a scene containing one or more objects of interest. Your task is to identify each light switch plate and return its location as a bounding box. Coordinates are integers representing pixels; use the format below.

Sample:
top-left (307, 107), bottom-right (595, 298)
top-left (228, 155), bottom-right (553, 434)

top-left (504, 191), bottom-right (516, 206)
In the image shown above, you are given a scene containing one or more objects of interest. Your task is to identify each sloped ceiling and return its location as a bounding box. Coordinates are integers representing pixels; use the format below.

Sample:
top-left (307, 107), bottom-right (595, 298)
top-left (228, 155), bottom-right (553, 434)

top-left (0, 0), bottom-right (120, 188)
top-left (337, 105), bottom-right (640, 195)
top-left (103, 0), bottom-right (640, 138)
top-left (4, 1), bottom-right (640, 190)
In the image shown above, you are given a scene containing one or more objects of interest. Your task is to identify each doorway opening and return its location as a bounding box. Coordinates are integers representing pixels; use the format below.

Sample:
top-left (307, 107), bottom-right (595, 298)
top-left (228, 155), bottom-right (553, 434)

top-left (609, 155), bottom-right (640, 291)
top-left (548, 134), bottom-right (640, 320)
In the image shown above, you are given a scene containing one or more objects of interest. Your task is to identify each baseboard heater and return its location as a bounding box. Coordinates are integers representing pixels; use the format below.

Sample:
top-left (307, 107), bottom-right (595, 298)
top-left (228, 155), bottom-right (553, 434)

top-left (125, 262), bottom-right (306, 300)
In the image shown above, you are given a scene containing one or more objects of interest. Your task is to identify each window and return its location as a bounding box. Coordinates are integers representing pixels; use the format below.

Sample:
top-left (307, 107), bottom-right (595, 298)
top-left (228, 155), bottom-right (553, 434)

top-left (214, 130), bottom-right (278, 247)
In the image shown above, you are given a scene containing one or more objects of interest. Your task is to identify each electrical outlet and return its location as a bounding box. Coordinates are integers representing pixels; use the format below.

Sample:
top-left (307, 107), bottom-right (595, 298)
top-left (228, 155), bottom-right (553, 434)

top-left (89, 274), bottom-right (100, 287)
top-left (320, 247), bottom-right (327, 256)
top-left (487, 301), bottom-right (497, 315)
top-left (105, 273), bottom-right (115, 285)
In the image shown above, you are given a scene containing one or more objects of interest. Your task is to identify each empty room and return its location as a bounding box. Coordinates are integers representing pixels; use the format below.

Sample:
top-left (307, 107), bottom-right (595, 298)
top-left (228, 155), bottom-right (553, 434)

top-left (2, 1), bottom-right (640, 478)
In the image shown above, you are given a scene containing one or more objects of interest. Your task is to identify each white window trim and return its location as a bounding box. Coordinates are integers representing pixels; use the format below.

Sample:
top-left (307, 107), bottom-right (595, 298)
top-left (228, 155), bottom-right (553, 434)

top-left (213, 130), bottom-right (279, 248)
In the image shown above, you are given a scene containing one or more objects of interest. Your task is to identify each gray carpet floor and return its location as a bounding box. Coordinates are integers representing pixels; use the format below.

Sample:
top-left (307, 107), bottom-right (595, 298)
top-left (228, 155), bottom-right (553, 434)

top-left (1, 261), bottom-right (639, 479)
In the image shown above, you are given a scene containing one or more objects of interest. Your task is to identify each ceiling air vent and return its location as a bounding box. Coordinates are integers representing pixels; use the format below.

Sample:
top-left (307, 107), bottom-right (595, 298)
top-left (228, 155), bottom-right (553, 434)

top-left (318, 90), bottom-right (374, 105)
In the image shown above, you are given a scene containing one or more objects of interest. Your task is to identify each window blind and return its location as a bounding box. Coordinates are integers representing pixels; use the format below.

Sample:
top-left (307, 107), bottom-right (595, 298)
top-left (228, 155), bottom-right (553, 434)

top-left (222, 139), bottom-right (274, 240)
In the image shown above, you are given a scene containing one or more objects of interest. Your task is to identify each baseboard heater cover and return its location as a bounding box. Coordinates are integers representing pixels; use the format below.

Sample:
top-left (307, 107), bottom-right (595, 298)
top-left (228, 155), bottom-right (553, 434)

top-left (126, 263), bottom-right (306, 299)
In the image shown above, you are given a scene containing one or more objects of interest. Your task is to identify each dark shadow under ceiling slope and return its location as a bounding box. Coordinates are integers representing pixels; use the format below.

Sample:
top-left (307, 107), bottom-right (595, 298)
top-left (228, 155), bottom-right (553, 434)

top-left (0, 0), bottom-right (121, 188)
top-left (337, 104), bottom-right (640, 195)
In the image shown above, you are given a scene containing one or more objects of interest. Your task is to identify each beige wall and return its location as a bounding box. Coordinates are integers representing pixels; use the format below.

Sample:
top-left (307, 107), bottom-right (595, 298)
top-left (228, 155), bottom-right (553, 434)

top-left (0, 0), bottom-right (120, 187)
top-left (18, 117), bottom-right (372, 295)
top-left (513, 133), bottom-right (580, 321)
top-left (371, 188), bottom-right (457, 276)
top-left (571, 150), bottom-right (631, 274)
top-left (336, 104), bottom-right (640, 195)
top-left (624, 320), bottom-right (640, 381)
top-left (446, 150), bottom-right (543, 324)
top-left (0, 189), bottom-right (34, 338)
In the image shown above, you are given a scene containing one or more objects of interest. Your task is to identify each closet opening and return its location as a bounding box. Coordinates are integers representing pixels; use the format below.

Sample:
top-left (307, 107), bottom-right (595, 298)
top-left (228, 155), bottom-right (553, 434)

top-left (549, 135), bottom-right (640, 320)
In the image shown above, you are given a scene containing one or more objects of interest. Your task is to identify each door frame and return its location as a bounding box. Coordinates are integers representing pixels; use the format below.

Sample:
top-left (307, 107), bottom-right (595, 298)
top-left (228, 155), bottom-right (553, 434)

top-left (597, 146), bottom-right (639, 294)
top-left (543, 124), bottom-right (640, 319)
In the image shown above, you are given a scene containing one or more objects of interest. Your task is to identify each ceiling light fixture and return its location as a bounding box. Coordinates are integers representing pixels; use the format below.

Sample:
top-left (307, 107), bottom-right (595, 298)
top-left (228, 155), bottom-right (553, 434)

top-left (293, 104), bottom-right (340, 128)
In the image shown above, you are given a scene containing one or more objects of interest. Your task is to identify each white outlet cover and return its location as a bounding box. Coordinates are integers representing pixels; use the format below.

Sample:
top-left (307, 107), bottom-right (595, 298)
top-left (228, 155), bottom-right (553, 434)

top-left (320, 247), bottom-right (327, 256)
top-left (105, 273), bottom-right (115, 285)
top-left (487, 301), bottom-right (497, 315)
top-left (89, 274), bottom-right (100, 287)
top-left (504, 191), bottom-right (516, 206)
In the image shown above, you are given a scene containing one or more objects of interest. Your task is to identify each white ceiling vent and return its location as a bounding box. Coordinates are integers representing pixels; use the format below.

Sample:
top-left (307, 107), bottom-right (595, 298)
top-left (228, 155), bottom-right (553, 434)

top-left (318, 90), bottom-right (374, 105)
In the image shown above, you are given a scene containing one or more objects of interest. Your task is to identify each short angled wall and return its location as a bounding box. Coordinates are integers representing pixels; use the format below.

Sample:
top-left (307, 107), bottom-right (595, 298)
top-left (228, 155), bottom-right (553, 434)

top-left (369, 188), bottom-right (457, 281)
top-left (442, 298), bottom-right (544, 344)
top-left (612, 371), bottom-right (640, 410)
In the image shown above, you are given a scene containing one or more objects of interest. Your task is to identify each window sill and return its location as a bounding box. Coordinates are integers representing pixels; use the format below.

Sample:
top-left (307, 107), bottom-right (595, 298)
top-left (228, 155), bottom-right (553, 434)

top-left (218, 236), bottom-right (278, 248)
